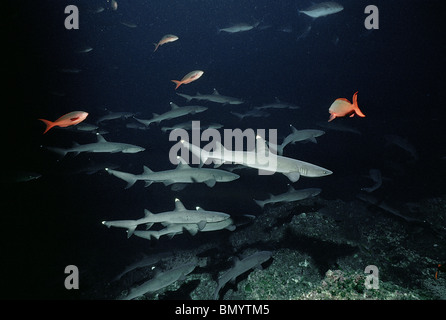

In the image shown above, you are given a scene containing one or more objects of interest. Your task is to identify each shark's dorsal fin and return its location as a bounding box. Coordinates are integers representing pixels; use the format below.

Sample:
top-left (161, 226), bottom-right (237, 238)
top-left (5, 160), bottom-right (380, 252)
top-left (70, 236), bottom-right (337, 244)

top-left (175, 156), bottom-right (191, 169)
top-left (176, 156), bottom-right (188, 164)
top-left (96, 133), bottom-right (107, 143)
top-left (144, 209), bottom-right (153, 217)
top-left (174, 198), bottom-right (186, 211)
top-left (211, 140), bottom-right (228, 157)
top-left (143, 166), bottom-right (153, 174)
top-left (212, 88), bottom-right (220, 95)
top-left (256, 135), bottom-right (268, 155)
top-left (176, 162), bottom-right (191, 170)
top-left (289, 124), bottom-right (298, 134)
top-left (152, 113), bottom-right (160, 117)
top-left (170, 102), bottom-right (180, 109)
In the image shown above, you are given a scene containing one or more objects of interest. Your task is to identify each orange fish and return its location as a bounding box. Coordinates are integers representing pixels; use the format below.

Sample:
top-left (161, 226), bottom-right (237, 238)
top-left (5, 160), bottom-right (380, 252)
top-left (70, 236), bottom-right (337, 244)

top-left (38, 111), bottom-right (89, 134)
top-left (171, 70), bottom-right (204, 90)
top-left (436, 264), bottom-right (445, 280)
top-left (328, 91), bottom-right (365, 122)
top-left (153, 34), bottom-right (179, 52)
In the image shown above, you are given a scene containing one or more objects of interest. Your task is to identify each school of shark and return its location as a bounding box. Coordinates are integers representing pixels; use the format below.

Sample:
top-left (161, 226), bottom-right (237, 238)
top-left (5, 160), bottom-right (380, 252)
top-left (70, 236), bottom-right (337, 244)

top-left (16, 0), bottom-right (445, 301)
top-left (36, 1), bottom-right (370, 300)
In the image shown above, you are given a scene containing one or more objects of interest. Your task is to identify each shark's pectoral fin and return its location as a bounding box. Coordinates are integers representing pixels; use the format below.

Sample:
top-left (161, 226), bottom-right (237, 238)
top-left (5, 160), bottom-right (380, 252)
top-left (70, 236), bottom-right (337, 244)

top-left (255, 263), bottom-right (264, 271)
top-left (163, 180), bottom-right (175, 186)
top-left (204, 178), bottom-right (216, 187)
top-left (308, 137), bottom-right (318, 143)
top-left (284, 172), bottom-right (300, 182)
top-left (211, 161), bottom-right (224, 169)
top-left (171, 183), bottom-right (188, 191)
top-left (185, 226), bottom-right (198, 236)
top-left (226, 225), bottom-right (236, 231)
top-left (197, 220), bottom-right (206, 230)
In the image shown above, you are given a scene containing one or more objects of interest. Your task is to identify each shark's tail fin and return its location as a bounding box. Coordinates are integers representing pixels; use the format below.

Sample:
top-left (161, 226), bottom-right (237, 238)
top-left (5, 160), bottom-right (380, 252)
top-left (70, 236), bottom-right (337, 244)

top-left (230, 111), bottom-right (244, 120)
top-left (105, 168), bottom-right (137, 189)
top-left (38, 119), bottom-right (55, 134)
top-left (277, 145), bottom-right (284, 156)
top-left (126, 226), bottom-right (137, 238)
top-left (180, 140), bottom-right (211, 165)
top-left (270, 142), bottom-right (283, 156)
top-left (44, 146), bottom-right (68, 158)
top-left (176, 93), bottom-right (192, 102)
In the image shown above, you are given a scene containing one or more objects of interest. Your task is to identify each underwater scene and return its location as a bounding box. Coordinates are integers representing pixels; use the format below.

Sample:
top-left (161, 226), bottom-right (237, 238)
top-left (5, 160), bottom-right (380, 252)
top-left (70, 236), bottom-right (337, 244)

top-left (3, 0), bottom-right (446, 301)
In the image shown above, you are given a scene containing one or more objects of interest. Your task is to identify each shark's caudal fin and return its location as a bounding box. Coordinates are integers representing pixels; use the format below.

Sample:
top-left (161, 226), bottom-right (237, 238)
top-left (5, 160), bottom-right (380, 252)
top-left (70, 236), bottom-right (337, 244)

top-left (38, 119), bottom-right (55, 134)
top-left (126, 226), bottom-right (137, 238)
top-left (276, 143), bottom-right (284, 156)
top-left (176, 93), bottom-right (192, 102)
top-left (44, 146), bottom-right (68, 158)
top-left (105, 168), bottom-right (138, 189)
top-left (180, 140), bottom-right (211, 164)
top-left (171, 80), bottom-right (182, 90)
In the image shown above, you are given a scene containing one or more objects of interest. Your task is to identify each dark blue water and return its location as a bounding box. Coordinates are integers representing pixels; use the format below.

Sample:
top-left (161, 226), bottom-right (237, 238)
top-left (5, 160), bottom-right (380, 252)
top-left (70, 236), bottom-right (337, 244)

top-left (3, 0), bottom-right (445, 299)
